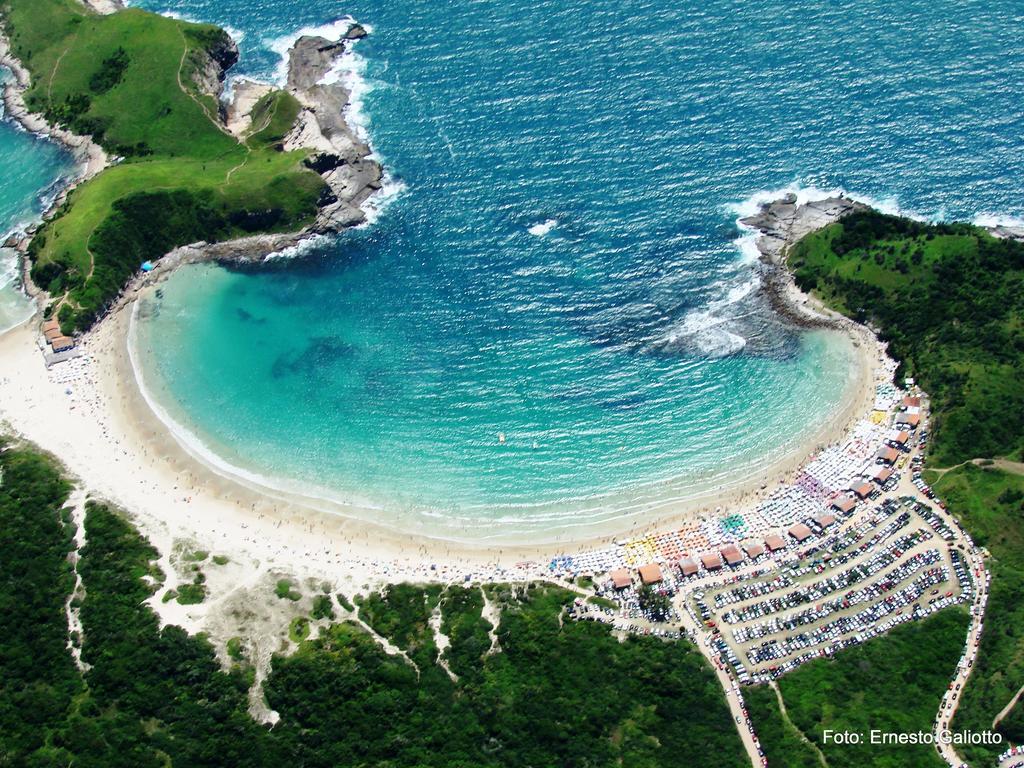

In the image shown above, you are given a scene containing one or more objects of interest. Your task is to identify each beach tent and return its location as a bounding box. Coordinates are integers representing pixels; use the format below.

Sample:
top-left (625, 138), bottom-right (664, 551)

top-left (720, 544), bottom-right (743, 566)
top-left (700, 552), bottom-right (723, 571)
top-left (742, 541), bottom-right (765, 559)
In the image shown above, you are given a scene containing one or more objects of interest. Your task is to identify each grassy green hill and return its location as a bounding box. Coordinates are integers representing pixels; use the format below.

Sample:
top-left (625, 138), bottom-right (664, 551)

top-left (768, 207), bottom-right (1024, 766)
top-left (788, 210), bottom-right (1024, 466)
top-left (1, 0), bottom-right (326, 332)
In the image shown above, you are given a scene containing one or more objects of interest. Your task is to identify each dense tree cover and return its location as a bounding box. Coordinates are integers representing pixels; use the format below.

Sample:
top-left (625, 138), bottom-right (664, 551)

top-left (0, 441), bottom-right (747, 766)
top-left (439, 585), bottom-right (493, 680)
top-left (783, 209), bottom-right (1024, 766)
top-left (0, 442), bottom-right (78, 763)
top-left (270, 583), bottom-right (749, 767)
top-left (2, 0), bottom-right (325, 332)
top-left (358, 582), bottom-right (445, 669)
top-left (931, 464), bottom-right (1024, 765)
top-left (747, 609), bottom-right (969, 768)
top-left (742, 686), bottom-right (820, 768)
top-left (789, 210), bottom-right (1024, 465)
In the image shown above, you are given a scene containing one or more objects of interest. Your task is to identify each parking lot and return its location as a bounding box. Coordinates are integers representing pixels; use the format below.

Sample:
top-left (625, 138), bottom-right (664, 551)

top-left (687, 498), bottom-right (972, 681)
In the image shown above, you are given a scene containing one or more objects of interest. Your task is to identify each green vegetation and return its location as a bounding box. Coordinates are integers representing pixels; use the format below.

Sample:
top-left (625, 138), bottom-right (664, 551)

top-left (359, 583), bottom-right (444, 668)
top-left (274, 578), bottom-right (301, 601)
top-left (932, 464), bottom-right (1024, 764)
top-left (637, 584), bottom-right (672, 621)
top-left (743, 686), bottom-right (821, 768)
top-left (288, 616), bottom-right (310, 644)
top-left (783, 207), bottom-right (1024, 765)
top-left (212, 554), bottom-right (229, 565)
top-left (310, 594), bottom-right (335, 621)
top-left (0, 441), bottom-right (78, 762)
top-left (439, 585), bottom-right (493, 679)
top-left (336, 592), bottom-right (354, 611)
top-left (272, 582), bottom-right (748, 767)
top-left (226, 636), bottom-right (244, 662)
top-left (247, 90), bottom-right (301, 148)
top-left (2, 0), bottom-right (325, 332)
top-left (747, 608), bottom-right (970, 768)
top-left (0, 440), bottom-right (748, 766)
top-left (176, 579), bottom-right (207, 605)
top-left (789, 210), bottom-right (1024, 465)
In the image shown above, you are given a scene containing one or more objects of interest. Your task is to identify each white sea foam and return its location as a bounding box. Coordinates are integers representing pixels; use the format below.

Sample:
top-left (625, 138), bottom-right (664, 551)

top-left (527, 218), bottom-right (558, 237)
top-left (316, 32), bottom-right (380, 152)
top-left (264, 234), bottom-right (332, 261)
top-left (0, 248), bottom-right (19, 290)
top-left (357, 173), bottom-right (407, 228)
top-left (656, 262), bottom-right (760, 358)
top-left (267, 17), bottom-right (364, 87)
top-left (266, 18), bottom-right (399, 225)
top-left (0, 248), bottom-right (33, 335)
top-left (727, 182), bottom-right (908, 223)
top-left (972, 212), bottom-right (1024, 229)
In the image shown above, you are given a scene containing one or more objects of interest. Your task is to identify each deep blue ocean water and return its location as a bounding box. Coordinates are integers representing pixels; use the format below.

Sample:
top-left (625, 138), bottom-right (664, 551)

top-left (10, 0), bottom-right (1024, 539)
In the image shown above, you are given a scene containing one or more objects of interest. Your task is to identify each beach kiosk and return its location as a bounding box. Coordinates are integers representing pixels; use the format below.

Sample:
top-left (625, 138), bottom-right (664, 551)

top-left (608, 568), bottom-right (632, 590)
top-left (638, 563), bottom-right (663, 585)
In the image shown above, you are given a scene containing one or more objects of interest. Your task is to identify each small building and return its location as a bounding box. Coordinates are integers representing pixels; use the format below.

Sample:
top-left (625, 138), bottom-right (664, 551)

top-left (700, 552), bottom-right (723, 571)
top-left (872, 466), bottom-right (893, 484)
top-left (815, 513), bottom-right (837, 529)
top-left (788, 523), bottom-right (813, 542)
top-left (720, 544), bottom-right (743, 566)
top-left (765, 534), bottom-right (787, 552)
top-left (831, 495), bottom-right (857, 515)
top-left (42, 318), bottom-right (60, 334)
top-left (742, 540), bottom-right (765, 559)
top-left (876, 446), bottom-right (899, 464)
top-left (50, 336), bottom-right (74, 353)
top-left (902, 395), bottom-right (921, 408)
top-left (609, 568), bottom-right (632, 590)
top-left (851, 481), bottom-right (874, 500)
top-left (888, 430), bottom-right (910, 447)
top-left (638, 563), bottom-right (663, 585)
top-left (895, 411), bottom-right (920, 428)
top-left (678, 556), bottom-right (698, 577)
top-left (43, 327), bottom-right (63, 342)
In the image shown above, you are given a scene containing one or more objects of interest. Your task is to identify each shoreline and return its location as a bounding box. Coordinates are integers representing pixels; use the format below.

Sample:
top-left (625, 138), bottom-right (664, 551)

top-left (0, 1), bottom-right (383, 321)
top-left (126, 292), bottom-right (874, 547)
top-left (0, 0), bottom-right (906, 591)
top-left (1, 191), bottom-right (883, 571)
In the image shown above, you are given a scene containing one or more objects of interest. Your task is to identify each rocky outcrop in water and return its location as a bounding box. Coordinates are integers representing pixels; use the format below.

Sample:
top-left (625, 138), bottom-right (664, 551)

top-left (739, 194), bottom-right (867, 330)
top-left (279, 30), bottom-right (383, 231)
top-left (740, 194), bottom-right (868, 265)
top-left (191, 32), bottom-right (240, 117)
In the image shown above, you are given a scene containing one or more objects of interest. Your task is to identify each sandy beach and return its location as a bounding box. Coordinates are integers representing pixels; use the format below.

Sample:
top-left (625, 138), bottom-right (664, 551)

top-left (0, 275), bottom-right (885, 583)
top-left (0, 0), bottom-right (887, 637)
top-left (0, 0), bottom-right (888, 594)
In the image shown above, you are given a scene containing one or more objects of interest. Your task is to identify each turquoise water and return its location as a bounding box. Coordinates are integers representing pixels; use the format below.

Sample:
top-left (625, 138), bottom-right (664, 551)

top-left (0, 73), bottom-right (74, 332)
top-left (116, 0), bottom-right (1024, 537)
